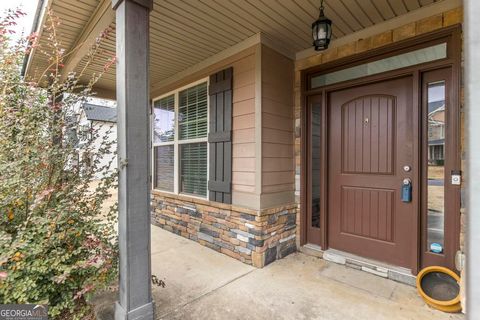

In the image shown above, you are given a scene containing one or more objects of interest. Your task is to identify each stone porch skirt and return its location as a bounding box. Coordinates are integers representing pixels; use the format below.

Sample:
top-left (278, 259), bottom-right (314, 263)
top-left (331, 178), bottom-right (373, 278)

top-left (151, 190), bottom-right (297, 267)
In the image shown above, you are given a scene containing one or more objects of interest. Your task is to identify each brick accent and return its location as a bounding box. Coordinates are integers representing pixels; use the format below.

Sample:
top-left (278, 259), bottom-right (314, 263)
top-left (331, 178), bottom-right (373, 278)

top-left (356, 37), bottom-right (372, 53)
top-left (444, 8), bottom-right (463, 27)
top-left (416, 15), bottom-right (443, 34)
top-left (151, 191), bottom-right (297, 267)
top-left (392, 23), bottom-right (416, 42)
top-left (321, 48), bottom-right (338, 63)
top-left (371, 31), bottom-right (393, 49)
top-left (337, 42), bottom-right (356, 59)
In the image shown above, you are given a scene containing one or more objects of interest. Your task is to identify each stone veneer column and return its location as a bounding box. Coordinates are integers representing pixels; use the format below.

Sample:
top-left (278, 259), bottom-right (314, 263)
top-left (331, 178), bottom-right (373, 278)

top-left (112, 0), bottom-right (154, 319)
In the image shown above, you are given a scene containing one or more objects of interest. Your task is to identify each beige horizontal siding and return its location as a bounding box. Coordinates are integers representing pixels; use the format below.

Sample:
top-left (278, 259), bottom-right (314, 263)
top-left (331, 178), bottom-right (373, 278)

top-left (233, 99), bottom-right (255, 117)
top-left (232, 114), bottom-right (255, 130)
top-left (232, 157), bottom-right (255, 172)
top-left (260, 45), bottom-right (295, 207)
top-left (263, 143), bottom-right (293, 158)
top-left (232, 52), bottom-right (256, 197)
top-left (262, 113), bottom-right (294, 131)
top-left (233, 128), bottom-right (255, 143)
top-left (233, 84), bottom-right (255, 103)
top-left (263, 183), bottom-right (295, 194)
top-left (232, 143), bottom-right (255, 158)
top-left (262, 157), bottom-right (294, 172)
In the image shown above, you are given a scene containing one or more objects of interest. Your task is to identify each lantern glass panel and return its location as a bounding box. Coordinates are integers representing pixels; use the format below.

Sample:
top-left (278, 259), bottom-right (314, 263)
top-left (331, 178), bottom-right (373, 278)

top-left (317, 24), bottom-right (327, 40)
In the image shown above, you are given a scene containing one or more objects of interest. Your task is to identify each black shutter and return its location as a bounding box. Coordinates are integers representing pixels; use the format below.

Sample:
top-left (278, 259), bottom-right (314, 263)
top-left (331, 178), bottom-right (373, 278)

top-left (208, 67), bottom-right (233, 204)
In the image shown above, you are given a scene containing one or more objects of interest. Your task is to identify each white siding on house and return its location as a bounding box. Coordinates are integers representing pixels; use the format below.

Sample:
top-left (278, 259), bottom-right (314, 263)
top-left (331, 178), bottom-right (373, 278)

top-left (78, 109), bottom-right (117, 179)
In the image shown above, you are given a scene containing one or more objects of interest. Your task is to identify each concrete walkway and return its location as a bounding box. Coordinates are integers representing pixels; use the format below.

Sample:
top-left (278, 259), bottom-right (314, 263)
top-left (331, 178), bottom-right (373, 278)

top-left (148, 225), bottom-right (463, 320)
top-left (92, 225), bottom-right (464, 319)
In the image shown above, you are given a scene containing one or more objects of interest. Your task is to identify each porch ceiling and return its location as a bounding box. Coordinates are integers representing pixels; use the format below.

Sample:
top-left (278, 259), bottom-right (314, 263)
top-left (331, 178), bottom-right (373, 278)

top-left (25, 0), bottom-right (444, 97)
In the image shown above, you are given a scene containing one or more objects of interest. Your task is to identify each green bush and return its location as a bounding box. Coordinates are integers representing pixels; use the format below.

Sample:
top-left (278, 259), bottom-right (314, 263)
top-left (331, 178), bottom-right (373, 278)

top-left (0, 9), bottom-right (118, 319)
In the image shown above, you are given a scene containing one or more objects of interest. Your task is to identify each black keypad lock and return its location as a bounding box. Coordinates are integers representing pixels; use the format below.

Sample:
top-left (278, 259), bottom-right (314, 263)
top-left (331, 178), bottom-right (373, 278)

top-left (401, 179), bottom-right (412, 203)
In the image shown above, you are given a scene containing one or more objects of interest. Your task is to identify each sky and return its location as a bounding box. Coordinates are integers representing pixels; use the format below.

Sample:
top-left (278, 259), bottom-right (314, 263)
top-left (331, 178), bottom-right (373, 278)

top-left (1, 0), bottom-right (39, 41)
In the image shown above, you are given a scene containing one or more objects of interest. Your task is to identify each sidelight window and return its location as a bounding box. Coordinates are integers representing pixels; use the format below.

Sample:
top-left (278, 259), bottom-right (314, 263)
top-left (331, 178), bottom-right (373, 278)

top-left (310, 103), bottom-right (322, 228)
top-left (426, 80), bottom-right (446, 253)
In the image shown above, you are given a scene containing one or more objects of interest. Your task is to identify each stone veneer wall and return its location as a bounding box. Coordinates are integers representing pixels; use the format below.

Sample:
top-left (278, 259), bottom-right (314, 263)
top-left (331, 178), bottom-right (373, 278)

top-left (293, 7), bottom-right (465, 256)
top-left (151, 191), bottom-right (297, 268)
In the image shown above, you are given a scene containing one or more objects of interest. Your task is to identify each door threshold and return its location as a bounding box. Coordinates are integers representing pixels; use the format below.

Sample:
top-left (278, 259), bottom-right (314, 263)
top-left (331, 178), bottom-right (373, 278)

top-left (301, 245), bottom-right (416, 286)
top-left (300, 243), bottom-right (324, 258)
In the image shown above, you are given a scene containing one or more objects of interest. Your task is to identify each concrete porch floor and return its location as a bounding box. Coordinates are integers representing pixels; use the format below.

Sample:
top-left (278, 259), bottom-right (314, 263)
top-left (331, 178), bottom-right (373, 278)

top-left (95, 225), bottom-right (465, 320)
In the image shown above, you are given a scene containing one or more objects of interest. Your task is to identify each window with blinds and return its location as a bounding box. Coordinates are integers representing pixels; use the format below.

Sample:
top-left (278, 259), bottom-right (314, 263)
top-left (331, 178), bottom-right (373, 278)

top-left (180, 143), bottom-right (207, 196)
top-left (152, 81), bottom-right (209, 198)
top-left (179, 83), bottom-right (208, 140)
top-left (154, 145), bottom-right (174, 192)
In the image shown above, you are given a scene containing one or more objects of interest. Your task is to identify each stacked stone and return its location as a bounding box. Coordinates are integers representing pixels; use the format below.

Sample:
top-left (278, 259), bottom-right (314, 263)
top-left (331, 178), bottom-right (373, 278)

top-left (151, 191), bottom-right (297, 267)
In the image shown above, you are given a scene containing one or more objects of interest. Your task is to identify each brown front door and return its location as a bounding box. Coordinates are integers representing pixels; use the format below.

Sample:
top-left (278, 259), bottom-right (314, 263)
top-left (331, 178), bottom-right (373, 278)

top-left (327, 76), bottom-right (416, 268)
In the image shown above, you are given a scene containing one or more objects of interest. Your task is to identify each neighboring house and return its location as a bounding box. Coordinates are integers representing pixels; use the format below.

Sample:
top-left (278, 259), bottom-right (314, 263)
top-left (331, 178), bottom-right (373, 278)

top-left (23, 0), bottom-right (471, 317)
top-left (79, 103), bottom-right (117, 178)
top-left (428, 101), bottom-right (446, 164)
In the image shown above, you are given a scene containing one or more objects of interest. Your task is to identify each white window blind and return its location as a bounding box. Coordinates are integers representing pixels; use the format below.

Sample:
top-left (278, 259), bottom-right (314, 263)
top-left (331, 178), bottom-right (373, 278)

top-left (154, 145), bottom-right (174, 192)
top-left (180, 143), bottom-right (207, 197)
top-left (179, 83), bottom-right (208, 140)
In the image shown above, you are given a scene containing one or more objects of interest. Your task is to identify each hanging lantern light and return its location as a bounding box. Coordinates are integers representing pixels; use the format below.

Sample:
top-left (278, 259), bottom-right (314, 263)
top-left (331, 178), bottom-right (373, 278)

top-left (312, 0), bottom-right (332, 51)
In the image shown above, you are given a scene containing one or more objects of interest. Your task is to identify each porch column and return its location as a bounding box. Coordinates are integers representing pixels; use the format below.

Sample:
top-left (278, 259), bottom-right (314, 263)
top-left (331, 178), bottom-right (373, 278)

top-left (465, 1), bottom-right (480, 318)
top-left (112, 0), bottom-right (154, 319)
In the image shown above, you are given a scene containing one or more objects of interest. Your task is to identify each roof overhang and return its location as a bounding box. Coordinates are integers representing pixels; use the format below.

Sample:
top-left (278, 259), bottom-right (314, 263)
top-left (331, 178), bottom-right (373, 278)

top-left (23, 0), bottom-right (460, 99)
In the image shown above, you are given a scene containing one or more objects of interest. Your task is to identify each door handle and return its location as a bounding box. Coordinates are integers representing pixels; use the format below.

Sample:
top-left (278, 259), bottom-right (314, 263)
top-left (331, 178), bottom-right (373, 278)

top-left (401, 178), bottom-right (412, 203)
